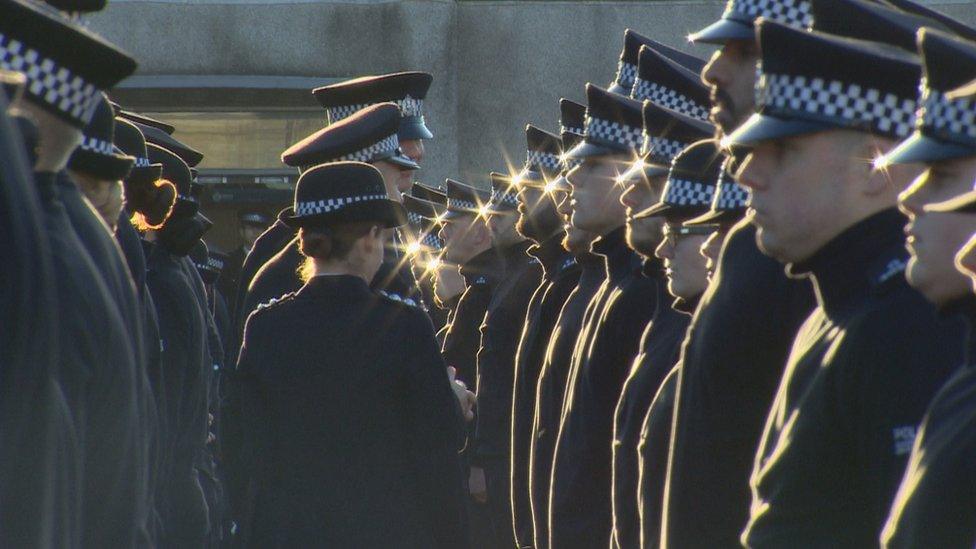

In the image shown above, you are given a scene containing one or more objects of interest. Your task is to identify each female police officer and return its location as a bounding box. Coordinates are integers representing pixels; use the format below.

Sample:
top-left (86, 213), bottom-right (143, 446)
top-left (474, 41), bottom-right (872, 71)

top-left (234, 162), bottom-right (469, 548)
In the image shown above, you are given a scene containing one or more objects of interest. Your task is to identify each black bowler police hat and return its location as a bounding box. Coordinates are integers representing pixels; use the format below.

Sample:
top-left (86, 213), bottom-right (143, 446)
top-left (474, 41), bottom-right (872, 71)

top-left (631, 45), bottom-right (710, 122)
top-left (148, 143), bottom-right (193, 198)
top-left (685, 153), bottom-right (751, 226)
top-left (135, 121), bottom-right (204, 167)
top-left (636, 139), bottom-right (725, 220)
top-left (313, 72), bottom-right (434, 140)
top-left (689, 0), bottom-right (812, 44)
top-left (810, 0), bottom-right (964, 53)
top-left (567, 85), bottom-right (645, 161)
top-left (114, 118), bottom-right (163, 186)
top-left (725, 20), bottom-right (921, 148)
top-left (517, 125), bottom-right (563, 187)
top-left (0, 0), bottom-right (136, 128)
top-left (622, 100), bottom-right (715, 183)
top-left (411, 181), bottom-right (447, 205)
top-left (488, 172), bottom-right (519, 214)
top-left (884, 29), bottom-right (976, 165)
top-left (68, 93), bottom-right (135, 181)
top-left (443, 178), bottom-right (491, 220)
top-left (239, 210), bottom-right (271, 227)
top-left (609, 29), bottom-right (707, 95)
top-left (117, 109), bottom-right (176, 135)
top-left (189, 241), bottom-right (227, 285)
top-left (279, 162), bottom-right (406, 229)
top-left (281, 103), bottom-right (419, 171)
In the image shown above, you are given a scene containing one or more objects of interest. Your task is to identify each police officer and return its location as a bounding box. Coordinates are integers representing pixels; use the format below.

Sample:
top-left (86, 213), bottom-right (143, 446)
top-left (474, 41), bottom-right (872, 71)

top-left (402, 192), bottom-right (450, 330)
top-left (0, 2), bottom-right (148, 545)
top-left (239, 103), bottom-right (421, 325)
top-left (470, 171), bottom-right (541, 547)
top-left (728, 20), bottom-right (966, 545)
top-left (528, 99), bottom-right (602, 549)
top-left (610, 128), bottom-right (717, 549)
top-left (660, 0), bottom-right (818, 543)
top-left (607, 28), bottom-right (706, 97)
top-left (508, 124), bottom-right (578, 549)
top-left (219, 210), bottom-right (271, 320)
top-left (549, 84), bottom-right (662, 548)
top-left (234, 162), bottom-right (468, 548)
top-left (877, 29), bottom-right (976, 548)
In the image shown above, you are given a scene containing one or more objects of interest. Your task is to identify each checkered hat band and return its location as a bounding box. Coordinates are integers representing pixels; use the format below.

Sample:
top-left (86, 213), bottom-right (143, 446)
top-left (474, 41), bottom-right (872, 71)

top-left (632, 79), bottom-right (710, 121)
top-left (133, 156), bottom-right (152, 168)
top-left (206, 257), bottom-right (225, 271)
top-left (448, 198), bottom-right (477, 211)
top-left (422, 232), bottom-right (443, 249)
top-left (0, 35), bottom-right (100, 125)
top-left (724, 0), bottom-right (812, 28)
top-left (715, 180), bottom-right (750, 209)
top-left (328, 96), bottom-right (424, 122)
top-left (336, 133), bottom-right (400, 163)
top-left (586, 116), bottom-right (644, 151)
top-left (920, 89), bottom-right (976, 142)
top-left (527, 150), bottom-right (562, 171)
top-left (563, 156), bottom-right (583, 171)
top-left (759, 72), bottom-right (917, 138)
top-left (664, 178), bottom-right (715, 206)
top-left (616, 61), bottom-right (638, 89)
top-left (560, 124), bottom-right (584, 136)
top-left (295, 194), bottom-right (388, 216)
top-left (79, 135), bottom-right (116, 156)
top-left (407, 211), bottom-right (423, 225)
top-left (642, 135), bottom-right (687, 162)
top-left (490, 188), bottom-right (519, 209)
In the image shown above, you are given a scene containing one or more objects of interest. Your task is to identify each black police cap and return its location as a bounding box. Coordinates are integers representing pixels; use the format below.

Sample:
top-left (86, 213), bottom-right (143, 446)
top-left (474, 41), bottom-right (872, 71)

top-left (281, 103), bottom-right (419, 172)
top-left (882, 0), bottom-right (976, 43)
top-left (114, 118), bottom-right (163, 188)
top-left (279, 161), bottom-right (406, 229)
top-left (632, 45), bottom-right (710, 121)
top-left (68, 93), bottom-right (134, 181)
top-left (725, 19), bottom-right (921, 147)
top-left (636, 139), bottom-right (725, 220)
top-left (0, 0), bottom-right (136, 128)
top-left (313, 72), bottom-right (434, 140)
top-left (117, 109), bottom-right (176, 135)
top-left (411, 181), bottom-right (447, 205)
top-left (567, 85), bottom-right (645, 160)
top-left (811, 0), bottom-right (955, 52)
top-left (689, 0), bottom-right (813, 44)
top-left (443, 178), bottom-right (490, 220)
top-left (240, 210), bottom-right (271, 227)
top-left (518, 124), bottom-right (563, 185)
top-left (42, 0), bottom-right (106, 14)
top-left (488, 172), bottom-right (519, 213)
top-left (190, 241), bottom-right (227, 285)
top-left (620, 101), bottom-right (715, 183)
top-left (609, 29), bottom-right (707, 94)
top-left (885, 28), bottom-right (976, 165)
top-left (148, 143), bottom-right (192, 197)
top-left (685, 153), bottom-right (751, 226)
top-left (135, 121), bottom-right (204, 167)
top-left (560, 98), bottom-right (586, 137)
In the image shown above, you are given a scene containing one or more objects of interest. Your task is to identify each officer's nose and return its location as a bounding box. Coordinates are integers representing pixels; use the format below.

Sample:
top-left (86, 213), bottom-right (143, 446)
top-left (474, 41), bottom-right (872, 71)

top-left (655, 234), bottom-right (673, 261)
top-left (619, 181), bottom-right (640, 210)
top-left (701, 48), bottom-right (727, 90)
top-left (735, 152), bottom-right (764, 191)
top-left (897, 170), bottom-right (930, 218)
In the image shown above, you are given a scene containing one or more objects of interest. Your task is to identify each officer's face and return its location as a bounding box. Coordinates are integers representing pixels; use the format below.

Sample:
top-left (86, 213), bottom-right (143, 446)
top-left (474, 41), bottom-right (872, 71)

top-left (439, 213), bottom-right (487, 265)
top-left (954, 230), bottom-right (976, 292)
top-left (568, 155), bottom-right (630, 235)
top-left (488, 211), bottom-right (520, 247)
top-left (401, 139), bottom-right (425, 164)
top-left (553, 188), bottom-right (594, 254)
top-left (701, 227), bottom-right (729, 281)
top-left (620, 172), bottom-right (667, 257)
top-left (899, 156), bottom-right (976, 305)
top-left (736, 130), bottom-right (865, 264)
top-left (655, 223), bottom-right (711, 300)
top-left (373, 160), bottom-right (414, 200)
top-left (702, 38), bottom-right (760, 139)
top-left (516, 183), bottom-right (560, 243)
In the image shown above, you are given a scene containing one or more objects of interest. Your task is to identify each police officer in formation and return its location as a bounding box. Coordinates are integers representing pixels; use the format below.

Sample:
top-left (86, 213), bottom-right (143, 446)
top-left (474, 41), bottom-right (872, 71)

top-left (9, 0), bottom-right (976, 546)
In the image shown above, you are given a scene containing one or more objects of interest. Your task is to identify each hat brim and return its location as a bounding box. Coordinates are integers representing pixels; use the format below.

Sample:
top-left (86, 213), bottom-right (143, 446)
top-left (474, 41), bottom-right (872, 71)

top-left (723, 113), bottom-right (834, 148)
top-left (683, 206), bottom-right (746, 226)
top-left (634, 201), bottom-right (710, 221)
top-left (279, 199), bottom-right (408, 229)
top-left (68, 149), bottom-right (135, 181)
top-left (126, 164), bottom-right (163, 186)
top-left (634, 201), bottom-right (673, 219)
top-left (566, 139), bottom-right (624, 161)
top-left (924, 190), bottom-right (976, 214)
top-left (608, 82), bottom-right (631, 95)
top-left (515, 168), bottom-right (547, 189)
top-left (397, 117), bottom-right (434, 141)
top-left (881, 132), bottom-right (976, 166)
top-left (688, 18), bottom-right (755, 44)
top-left (441, 208), bottom-right (480, 221)
top-left (382, 150), bottom-right (421, 170)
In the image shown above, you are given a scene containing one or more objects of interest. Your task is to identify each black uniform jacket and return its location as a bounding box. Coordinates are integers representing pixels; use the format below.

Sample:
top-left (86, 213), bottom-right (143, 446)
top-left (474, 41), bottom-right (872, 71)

top-left (442, 248), bottom-right (503, 388)
top-left (35, 171), bottom-right (143, 548)
top-left (146, 242), bottom-right (212, 545)
top-left (233, 220), bottom-right (295, 335)
top-left (510, 236), bottom-right (579, 548)
top-left (881, 296), bottom-right (976, 549)
top-left (238, 237), bottom-right (303, 339)
top-left (661, 221), bottom-right (814, 549)
top-left (218, 245), bottom-right (246, 320)
top-left (743, 209), bottom-right (965, 548)
top-left (611, 283), bottom-right (691, 549)
top-left (528, 251), bottom-right (604, 549)
top-left (234, 275), bottom-right (469, 548)
top-left (549, 227), bottom-right (660, 549)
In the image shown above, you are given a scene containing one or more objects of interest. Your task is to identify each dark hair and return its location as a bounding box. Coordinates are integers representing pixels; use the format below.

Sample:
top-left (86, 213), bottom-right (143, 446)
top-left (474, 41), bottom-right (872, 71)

top-left (297, 222), bottom-right (379, 281)
top-left (126, 177), bottom-right (176, 230)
